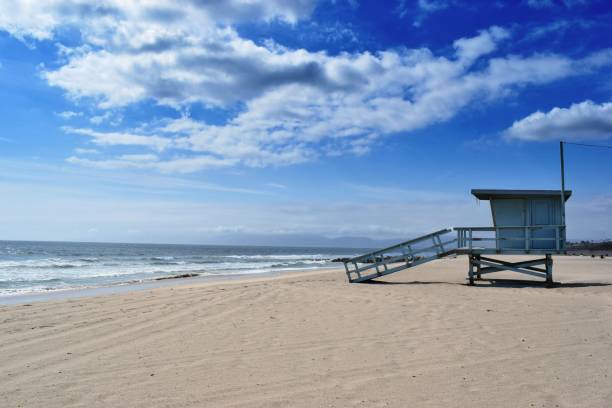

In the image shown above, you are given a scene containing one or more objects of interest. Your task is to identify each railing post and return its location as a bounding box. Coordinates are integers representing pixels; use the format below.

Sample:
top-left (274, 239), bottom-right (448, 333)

top-left (495, 227), bottom-right (499, 251)
top-left (435, 235), bottom-right (445, 253)
top-left (344, 262), bottom-right (352, 282)
top-left (561, 225), bottom-right (565, 250)
top-left (525, 226), bottom-right (530, 251)
top-left (402, 245), bottom-right (412, 266)
top-left (468, 229), bottom-right (472, 250)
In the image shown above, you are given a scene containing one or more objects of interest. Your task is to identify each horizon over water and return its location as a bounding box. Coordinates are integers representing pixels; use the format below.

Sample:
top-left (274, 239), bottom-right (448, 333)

top-left (0, 240), bottom-right (365, 296)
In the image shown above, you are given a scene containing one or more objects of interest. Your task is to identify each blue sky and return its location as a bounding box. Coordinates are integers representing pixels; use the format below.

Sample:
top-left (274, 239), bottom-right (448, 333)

top-left (1, 0), bottom-right (611, 245)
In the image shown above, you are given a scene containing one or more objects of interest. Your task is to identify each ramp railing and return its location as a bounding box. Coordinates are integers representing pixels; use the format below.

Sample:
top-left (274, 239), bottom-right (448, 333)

top-left (344, 228), bottom-right (456, 283)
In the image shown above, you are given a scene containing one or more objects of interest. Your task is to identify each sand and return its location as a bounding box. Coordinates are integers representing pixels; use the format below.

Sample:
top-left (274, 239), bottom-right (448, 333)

top-left (1, 256), bottom-right (611, 407)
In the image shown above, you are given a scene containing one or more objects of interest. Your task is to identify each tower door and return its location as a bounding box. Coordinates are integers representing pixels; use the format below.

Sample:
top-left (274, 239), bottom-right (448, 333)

top-left (530, 198), bottom-right (559, 250)
top-left (491, 199), bottom-right (526, 250)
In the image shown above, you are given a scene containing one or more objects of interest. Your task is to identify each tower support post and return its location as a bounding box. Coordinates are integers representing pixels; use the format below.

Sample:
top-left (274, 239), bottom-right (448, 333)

top-left (545, 254), bottom-right (554, 288)
top-left (466, 254), bottom-right (554, 287)
top-left (468, 255), bottom-right (476, 285)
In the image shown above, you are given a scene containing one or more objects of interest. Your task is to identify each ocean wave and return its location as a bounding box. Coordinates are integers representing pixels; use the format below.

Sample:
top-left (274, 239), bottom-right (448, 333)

top-left (269, 260), bottom-right (328, 268)
top-left (0, 277), bottom-right (64, 286)
top-left (225, 254), bottom-right (331, 261)
top-left (151, 260), bottom-right (187, 266)
top-left (0, 241), bottom-right (359, 296)
top-left (0, 259), bottom-right (91, 269)
top-left (0, 259), bottom-right (334, 284)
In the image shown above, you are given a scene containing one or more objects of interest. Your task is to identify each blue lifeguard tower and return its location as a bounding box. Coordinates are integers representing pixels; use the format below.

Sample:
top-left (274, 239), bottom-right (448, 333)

top-left (343, 188), bottom-right (571, 287)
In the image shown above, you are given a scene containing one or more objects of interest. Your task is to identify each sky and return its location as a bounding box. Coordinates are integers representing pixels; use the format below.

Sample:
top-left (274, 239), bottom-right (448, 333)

top-left (0, 0), bottom-right (612, 246)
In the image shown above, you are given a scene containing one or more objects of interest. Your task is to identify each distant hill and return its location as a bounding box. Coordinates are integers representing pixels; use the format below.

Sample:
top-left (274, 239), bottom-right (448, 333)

top-left (204, 233), bottom-right (405, 249)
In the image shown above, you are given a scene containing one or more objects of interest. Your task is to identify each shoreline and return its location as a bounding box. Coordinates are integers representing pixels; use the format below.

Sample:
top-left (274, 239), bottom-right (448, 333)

top-left (3, 253), bottom-right (611, 305)
top-left (0, 266), bottom-right (341, 305)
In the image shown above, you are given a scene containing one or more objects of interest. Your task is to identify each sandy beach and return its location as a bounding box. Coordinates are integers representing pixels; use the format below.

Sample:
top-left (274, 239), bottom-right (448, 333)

top-left (1, 256), bottom-right (611, 407)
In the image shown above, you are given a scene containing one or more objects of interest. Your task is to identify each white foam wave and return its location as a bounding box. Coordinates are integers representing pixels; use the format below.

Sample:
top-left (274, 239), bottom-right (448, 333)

top-left (225, 254), bottom-right (330, 260)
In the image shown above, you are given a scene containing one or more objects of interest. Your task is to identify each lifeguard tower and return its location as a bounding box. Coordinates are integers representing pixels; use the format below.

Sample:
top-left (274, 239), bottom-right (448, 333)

top-left (343, 189), bottom-right (571, 287)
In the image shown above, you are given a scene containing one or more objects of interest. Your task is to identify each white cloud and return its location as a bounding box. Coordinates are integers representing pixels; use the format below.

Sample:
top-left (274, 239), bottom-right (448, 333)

top-left (0, 0), bottom-right (316, 41)
top-left (505, 100), bottom-right (612, 141)
top-left (89, 111), bottom-right (112, 124)
top-left (1, 158), bottom-right (269, 197)
top-left (43, 32), bottom-right (337, 109)
top-left (56, 110), bottom-right (82, 119)
top-left (527, 20), bottom-right (571, 41)
top-left (118, 154), bottom-right (158, 162)
top-left (526, 0), bottom-right (554, 8)
top-left (2, 2), bottom-right (612, 173)
top-left (526, 0), bottom-right (592, 8)
top-left (63, 127), bottom-right (173, 151)
top-left (66, 154), bottom-right (237, 173)
top-left (55, 31), bottom-right (612, 172)
top-left (266, 182), bottom-right (287, 189)
top-left (396, 0), bottom-right (450, 27)
top-left (453, 26), bottom-right (510, 64)
top-left (297, 20), bottom-right (360, 45)
top-left (74, 147), bottom-right (99, 154)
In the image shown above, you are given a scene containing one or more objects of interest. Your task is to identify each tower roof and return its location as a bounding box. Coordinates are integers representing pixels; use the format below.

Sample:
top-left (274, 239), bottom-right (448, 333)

top-left (471, 189), bottom-right (572, 201)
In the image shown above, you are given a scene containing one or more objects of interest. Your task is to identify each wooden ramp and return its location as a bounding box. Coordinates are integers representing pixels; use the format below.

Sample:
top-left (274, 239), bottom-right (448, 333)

top-left (344, 229), bottom-right (457, 283)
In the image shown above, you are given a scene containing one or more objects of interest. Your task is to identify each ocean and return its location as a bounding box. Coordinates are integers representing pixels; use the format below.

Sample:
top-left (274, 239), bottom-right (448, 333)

top-left (0, 240), bottom-right (364, 296)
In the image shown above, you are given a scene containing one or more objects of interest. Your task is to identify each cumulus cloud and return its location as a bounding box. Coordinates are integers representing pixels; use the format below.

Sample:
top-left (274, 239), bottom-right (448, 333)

top-left (0, 0), bottom-right (316, 41)
top-left (43, 32), bottom-right (341, 109)
top-left (2, 1), bottom-right (612, 173)
top-left (59, 26), bottom-right (612, 171)
top-left (505, 100), bottom-right (612, 141)
top-left (453, 26), bottom-right (510, 64)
